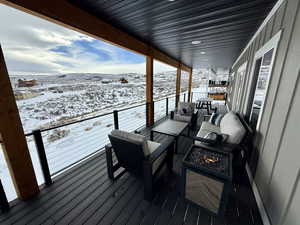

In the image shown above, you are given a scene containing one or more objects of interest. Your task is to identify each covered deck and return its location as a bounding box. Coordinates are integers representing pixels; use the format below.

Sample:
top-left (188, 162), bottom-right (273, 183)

top-left (2, 0), bottom-right (297, 224)
top-left (0, 108), bottom-right (262, 225)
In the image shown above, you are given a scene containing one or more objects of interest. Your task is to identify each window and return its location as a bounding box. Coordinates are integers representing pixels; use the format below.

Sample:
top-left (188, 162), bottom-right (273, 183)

top-left (247, 31), bottom-right (281, 130)
top-left (249, 49), bottom-right (274, 129)
top-left (232, 62), bottom-right (247, 112)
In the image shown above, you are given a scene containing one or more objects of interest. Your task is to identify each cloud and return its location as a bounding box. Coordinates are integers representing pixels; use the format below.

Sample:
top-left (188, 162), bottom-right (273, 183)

top-left (0, 4), bottom-right (176, 75)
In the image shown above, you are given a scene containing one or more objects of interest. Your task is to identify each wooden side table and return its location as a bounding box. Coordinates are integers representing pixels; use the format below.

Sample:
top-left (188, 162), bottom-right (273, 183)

top-left (181, 145), bottom-right (233, 216)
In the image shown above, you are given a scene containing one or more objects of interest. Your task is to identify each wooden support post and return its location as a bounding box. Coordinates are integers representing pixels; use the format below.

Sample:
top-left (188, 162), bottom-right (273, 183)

top-left (146, 56), bottom-right (154, 127)
top-left (188, 69), bottom-right (193, 102)
top-left (175, 66), bottom-right (181, 108)
top-left (0, 45), bottom-right (39, 200)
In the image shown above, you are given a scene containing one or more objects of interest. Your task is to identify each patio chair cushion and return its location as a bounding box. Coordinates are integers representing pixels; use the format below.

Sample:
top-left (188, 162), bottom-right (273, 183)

top-left (173, 113), bottom-right (192, 123)
top-left (147, 141), bottom-right (166, 174)
top-left (111, 130), bottom-right (150, 156)
top-left (220, 112), bottom-right (246, 144)
top-left (177, 102), bottom-right (195, 115)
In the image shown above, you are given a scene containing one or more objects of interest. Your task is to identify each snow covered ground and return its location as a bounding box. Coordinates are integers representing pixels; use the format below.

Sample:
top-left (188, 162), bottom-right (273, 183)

top-left (0, 70), bottom-right (210, 201)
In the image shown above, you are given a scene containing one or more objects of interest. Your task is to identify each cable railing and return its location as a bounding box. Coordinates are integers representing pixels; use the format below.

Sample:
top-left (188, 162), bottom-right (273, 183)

top-left (0, 91), bottom-right (194, 206)
top-left (191, 91), bottom-right (208, 102)
top-left (118, 103), bottom-right (146, 132)
top-left (153, 92), bottom-right (189, 122)
top-left (179, 91), bottom-right (188, 102)
top-left (41, 113), bottom-right (115, 175)
top-left (154, 98), bottom-right (169, 122)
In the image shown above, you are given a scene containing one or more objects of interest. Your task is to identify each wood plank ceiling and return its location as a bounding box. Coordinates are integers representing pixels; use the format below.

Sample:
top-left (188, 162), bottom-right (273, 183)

top-left (69, 0), bottom-right (277, 69)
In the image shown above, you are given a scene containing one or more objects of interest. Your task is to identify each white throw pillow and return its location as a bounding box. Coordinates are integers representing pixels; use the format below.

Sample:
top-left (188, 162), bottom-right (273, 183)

top-left (220, 113), bottom-right (246, 144)
top-left (220, 111), bottom-right (236, 128)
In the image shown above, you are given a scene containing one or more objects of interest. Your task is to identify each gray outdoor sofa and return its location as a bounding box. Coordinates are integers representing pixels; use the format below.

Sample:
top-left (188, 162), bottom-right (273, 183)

top-left (192, 111), bottom-right (253, 173)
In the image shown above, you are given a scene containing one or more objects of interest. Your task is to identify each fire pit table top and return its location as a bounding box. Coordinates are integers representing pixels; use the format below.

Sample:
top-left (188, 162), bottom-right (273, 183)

top-left (183, 145), bottom-right (233, 181)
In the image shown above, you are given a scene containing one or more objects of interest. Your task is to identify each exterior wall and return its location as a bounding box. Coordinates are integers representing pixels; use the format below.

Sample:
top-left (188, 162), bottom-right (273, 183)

top-left (228, 0), bottom-right (300, 224)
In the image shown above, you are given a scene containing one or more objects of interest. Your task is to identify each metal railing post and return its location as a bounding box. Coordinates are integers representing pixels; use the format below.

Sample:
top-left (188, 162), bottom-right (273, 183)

top-left (166, 98), bottom-right (169, 116)
top-left (113, 110), bottom-right (119, 130)
top-left (0, 179), bottom-right (9, 212)
top-left (33, 130), bottom-right (52, 186)
top-left (184, 93), bottom-right (186, 102)
top-left (146, 102), bottom-right (149, 127)
top-left (191, 92), bottom-right (193, 102)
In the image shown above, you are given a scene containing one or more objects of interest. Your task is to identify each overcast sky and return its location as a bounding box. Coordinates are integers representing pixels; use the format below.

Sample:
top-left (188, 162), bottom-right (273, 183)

top-left (0, 4), bottom-right (175, 75)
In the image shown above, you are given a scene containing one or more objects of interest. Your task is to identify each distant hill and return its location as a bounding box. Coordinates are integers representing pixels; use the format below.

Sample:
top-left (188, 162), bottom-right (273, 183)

top-left (9, 72), bottom-right (146, 82)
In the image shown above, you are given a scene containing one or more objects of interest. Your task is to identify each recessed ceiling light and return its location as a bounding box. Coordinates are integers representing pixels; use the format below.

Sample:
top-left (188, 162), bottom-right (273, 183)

top-left (168, 0), bottom-right (176, 1)
top-left (200, 51), bottom-right (206, 54)
top-left (191, 40), bottom-right (201, 45)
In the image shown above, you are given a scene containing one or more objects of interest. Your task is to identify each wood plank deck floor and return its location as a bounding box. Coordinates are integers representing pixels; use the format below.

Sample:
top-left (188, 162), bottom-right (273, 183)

top-left (0, 108), bottom-right (263, 225)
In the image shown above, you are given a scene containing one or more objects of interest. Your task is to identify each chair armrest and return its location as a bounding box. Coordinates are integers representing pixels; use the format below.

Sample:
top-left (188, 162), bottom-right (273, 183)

top-left (105, 144), bottom-right (114, 180)
top-left (203, 114), bottom-right (211, 121)
top-left (191, 136), bottom-right (218, 145)
top-left (170, 111), bottom-right (175, 119)
top-left (191, 110), bottom-right (198, 117)
top-left (190, 136), bottom-right (241, 150)
top-left (148, 137), bottom-right (174, 164)
top-left (105, 143), bottom-right (112, 150)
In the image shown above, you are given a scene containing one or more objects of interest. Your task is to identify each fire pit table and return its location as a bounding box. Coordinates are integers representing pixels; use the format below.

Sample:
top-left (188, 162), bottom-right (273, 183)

top-left (181, 145), bottom-right (233, 216)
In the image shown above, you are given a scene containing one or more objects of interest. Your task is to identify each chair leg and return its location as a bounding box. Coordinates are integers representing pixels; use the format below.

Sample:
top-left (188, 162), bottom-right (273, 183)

top-left (105, 145), bottom-right (114, 180)
top-left (143, 161), bottom-right (153, 201)
top-left (167, 143), bottom-right (174, 172)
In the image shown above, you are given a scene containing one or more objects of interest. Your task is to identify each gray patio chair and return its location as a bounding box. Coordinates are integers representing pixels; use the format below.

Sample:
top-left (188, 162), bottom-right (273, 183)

top-left (105, 130), bottom-right (174, 200)
top-left (171, 102), bottom-right (198, 130)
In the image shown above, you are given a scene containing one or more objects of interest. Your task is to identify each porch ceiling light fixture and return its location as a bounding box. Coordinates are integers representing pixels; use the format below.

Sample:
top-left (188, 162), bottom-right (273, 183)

top-left (191, 40), bottom-right (201, 45)
top-left (200, 51), bottom-right (206, 54)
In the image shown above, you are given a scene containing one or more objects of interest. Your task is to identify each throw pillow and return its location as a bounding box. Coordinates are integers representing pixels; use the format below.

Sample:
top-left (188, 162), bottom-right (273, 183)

top-left (209, 113), bottom-right (223, 126)
top-left (215, 114), bottom-right (223, 126)
top-left (178, 102), bottom-right (194, 115)
top-left (181, 107), bottom-right (188, 115)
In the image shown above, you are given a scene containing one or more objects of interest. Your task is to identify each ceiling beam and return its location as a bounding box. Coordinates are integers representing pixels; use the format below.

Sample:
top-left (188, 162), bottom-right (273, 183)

top-left (0, 0), bottom-right (191, 71)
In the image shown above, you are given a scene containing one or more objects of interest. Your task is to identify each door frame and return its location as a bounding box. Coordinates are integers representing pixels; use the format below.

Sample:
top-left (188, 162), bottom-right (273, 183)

top-left (235, 62), bottom-right (248, 112)
top-left (247, 30), bottom-right (282, 131)
top-left (232, 62), bottom-right (247, 111)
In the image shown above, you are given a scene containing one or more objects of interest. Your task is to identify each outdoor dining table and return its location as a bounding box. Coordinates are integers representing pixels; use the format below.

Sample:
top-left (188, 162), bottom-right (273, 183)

top-left (196, 97), bottom-right (214, 115)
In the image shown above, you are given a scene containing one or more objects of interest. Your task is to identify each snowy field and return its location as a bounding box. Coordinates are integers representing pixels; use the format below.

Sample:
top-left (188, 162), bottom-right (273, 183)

top-left (1, 71), bottom-right (208, 201)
